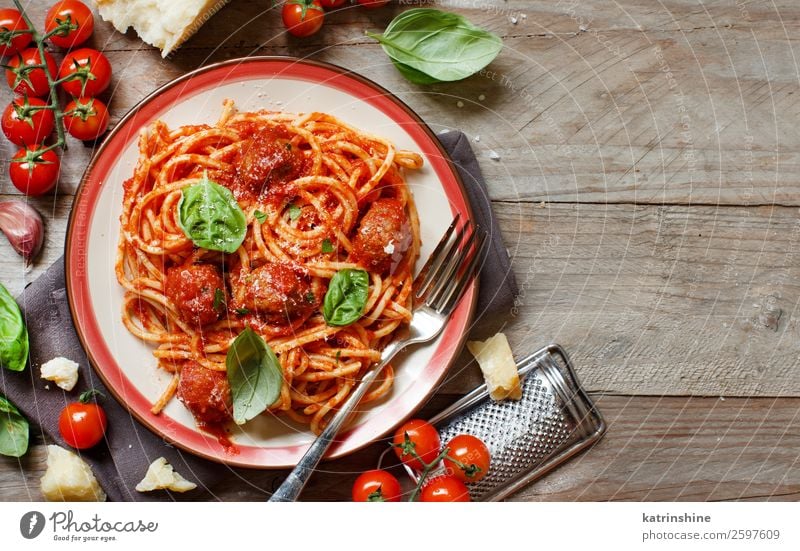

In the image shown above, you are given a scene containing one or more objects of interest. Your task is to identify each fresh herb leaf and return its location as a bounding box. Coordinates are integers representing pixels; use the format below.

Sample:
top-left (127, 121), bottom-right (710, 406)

top-left (366, 8), bottom-right (503, 83)
top-left (0, 395), bottom-right (28, 457)
top-left (213, 288), bottom-right (225, 312)
top-left (287, 204), bottom-right (302, 221)
top-left (253, 210), bottom-right (267, 224)
top-left (226, 328), bottom-right (283, 425)
top-left (234, 307), bottom-right (251, 315)
top-left (321, 238), bottom-right (335, 253)
top-left (0, 282), bottom-right (28, 372)
top-left (305, 292), bottom-right (315, 304)
top-left (323, 269), bottom-right (369, 326)
top-left (177, 173), bottom-right (247, 254)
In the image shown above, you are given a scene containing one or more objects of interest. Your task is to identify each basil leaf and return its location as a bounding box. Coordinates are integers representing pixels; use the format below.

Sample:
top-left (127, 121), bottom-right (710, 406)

top-left (178, 174), bottom-right (247, 254)
top-left (287, 204), bottom-right (301, 221)
top-left (0, 395), bottom-right (28, 457)
top-left (213, 288), bottom-right (225, 312)
top-left (226, 328), bottom-right (282, 425)
top-left (323, 269), bottom-right (369, 326)
top-left (392, 59), bottom-right (444, 85)
top-left (0, 282), bottom-right (28, 372)
top-left (367, 8), bottom-right (503, 83)
top-left (253, 210), bottom-right (267, 224)
top-left (321, 238), bottom-right (335, 253)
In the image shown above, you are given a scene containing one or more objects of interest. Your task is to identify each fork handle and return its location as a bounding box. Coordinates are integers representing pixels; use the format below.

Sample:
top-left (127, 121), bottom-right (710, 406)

top-left (269, 341), bottom-right (403, 502)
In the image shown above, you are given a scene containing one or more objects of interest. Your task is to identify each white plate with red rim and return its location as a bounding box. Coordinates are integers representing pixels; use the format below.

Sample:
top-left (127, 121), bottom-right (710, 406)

top-left (65, 57), bottom-right (476, 468)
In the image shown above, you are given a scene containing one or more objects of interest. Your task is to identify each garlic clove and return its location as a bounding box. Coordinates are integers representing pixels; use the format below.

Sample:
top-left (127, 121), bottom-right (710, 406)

top-left (0, 200), bottom-right (44, 264)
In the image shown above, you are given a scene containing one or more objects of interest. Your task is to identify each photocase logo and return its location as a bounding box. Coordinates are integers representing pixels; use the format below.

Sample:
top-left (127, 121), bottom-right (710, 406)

top-left (19, 511), bottom-right (45, 539)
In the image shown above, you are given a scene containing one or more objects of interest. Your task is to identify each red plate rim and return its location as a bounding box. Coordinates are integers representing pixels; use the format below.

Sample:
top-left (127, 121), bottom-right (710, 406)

top-left (65, 56), bottom-right (477, 469)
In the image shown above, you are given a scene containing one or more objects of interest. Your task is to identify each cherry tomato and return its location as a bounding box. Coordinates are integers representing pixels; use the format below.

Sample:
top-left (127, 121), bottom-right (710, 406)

top-left (63, 96), bottom-right (109, 141)
top-left (319, 0), bottom-right (346, 8)
top-left (5, 48), bottom-right (57, 97)
top-left (58, 390), bottom-right (108, 449)
top-left (443, 434), bottom-right (491, 483)
top-left (59, 48), bottom-right (112, 97)
top-left (0, 8), bottom-right (32, 57)
top-left (282, 0), bottom-right (325, 38)
top-left (420, 475), bottom-right (471, 502)
top-left (357, 0), bottom-right (390, 8)
top-left (352, 470), bottom-right (402, 502)
top-left (393, 418), bottom-right (441, 471)
top-left (1, 97), bottom-right (55, 146)
top-left (9, 145), bottom-right (60, 196)
top-left (45, 1), bottom-right (94, 49)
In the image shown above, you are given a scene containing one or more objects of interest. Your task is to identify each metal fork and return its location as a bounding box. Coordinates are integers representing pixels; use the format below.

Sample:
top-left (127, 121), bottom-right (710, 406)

top-left (269, 216), bottom-right (487, 502)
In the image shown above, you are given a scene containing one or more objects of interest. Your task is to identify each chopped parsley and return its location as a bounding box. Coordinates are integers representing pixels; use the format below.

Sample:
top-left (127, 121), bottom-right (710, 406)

top-left (321, 238), bottom-right (335, 253)
top-left (213, 288), bottom-right (225, 312)
top-left (234, 307), bottom-right (250, 315)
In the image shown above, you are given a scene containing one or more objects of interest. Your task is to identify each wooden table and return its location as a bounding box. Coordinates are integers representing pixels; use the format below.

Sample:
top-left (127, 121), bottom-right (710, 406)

top-left (2, 0), bottom-right (800, 501)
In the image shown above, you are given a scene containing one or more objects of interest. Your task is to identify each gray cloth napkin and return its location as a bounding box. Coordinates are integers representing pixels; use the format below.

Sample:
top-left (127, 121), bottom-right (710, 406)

top-left (1, 131), bottom-right (517, 501)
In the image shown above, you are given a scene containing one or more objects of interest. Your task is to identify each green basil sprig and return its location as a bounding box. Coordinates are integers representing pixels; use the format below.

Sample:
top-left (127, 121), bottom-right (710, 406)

top-left (226, 328), bottom-right (283, 425)
top-left (0, 282), bottom-right (28, 372)
top-left (323, 269), bottom-right (369, 326)
top-left (367, 8), bottom-right (503, 84)
top-left (178, 173), bottom-right (247, 254)
top-left (0, 395), bottom-right (29, 457)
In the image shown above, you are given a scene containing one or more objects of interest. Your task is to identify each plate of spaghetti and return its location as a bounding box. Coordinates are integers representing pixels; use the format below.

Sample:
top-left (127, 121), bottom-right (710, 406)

top-left (66, 57), bottom-right (476, 468)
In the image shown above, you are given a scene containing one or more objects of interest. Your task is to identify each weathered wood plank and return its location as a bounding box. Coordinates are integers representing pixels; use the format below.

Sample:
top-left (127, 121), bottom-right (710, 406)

top-left (2, 395), bottom-right (797, 501)
top-left (4, 199), bottom-right (798, 397)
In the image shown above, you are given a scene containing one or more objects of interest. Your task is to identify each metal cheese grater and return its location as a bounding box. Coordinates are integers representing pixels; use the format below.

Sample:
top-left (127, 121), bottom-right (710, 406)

top-left (408, 344), bottom-right (606, 501)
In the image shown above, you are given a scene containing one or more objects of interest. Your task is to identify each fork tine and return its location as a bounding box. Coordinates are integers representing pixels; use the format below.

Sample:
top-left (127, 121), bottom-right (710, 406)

top-left (438, 229), bottom-right (487, 315)
top-left (425, 223), bottom-right (480, 310)
top-left (413, 215), bottom-right (463, 300)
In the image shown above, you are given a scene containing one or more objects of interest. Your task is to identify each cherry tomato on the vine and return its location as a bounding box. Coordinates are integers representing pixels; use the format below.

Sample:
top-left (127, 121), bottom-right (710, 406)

top-left (5, 47), bottom-right (57, 97)
top-left (282, 0), bottom-right (325, 38)
top-left (319, 0), bottom-right (346, 8)
top-left (1, 96), bottom-right (54, 146)
top-left (352, 470), bottom-right (402, 502)
top-left (45, 1), bottom-right (94, 49)
top-left (443, 434), bottom-right (491, 483)
top-left (393, 418), bottom-right (441, 471)
top-left (9, 145), bottom-right (60, 196)
top-left (63, 96), bottom-right (109, 141)
top-left (357, 0), bottom-right (390, 8)
top-left (420, 475), bottom-right (471, 502)
top-left (58, 47), bottom-right (111, 97)
top-left (0, 8), bottom-right (32, 57)
top-left (58, 390), bottom-right (108, 449)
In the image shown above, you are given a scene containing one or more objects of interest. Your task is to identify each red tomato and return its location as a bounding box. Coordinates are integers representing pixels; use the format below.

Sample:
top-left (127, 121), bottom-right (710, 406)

top-left (45, 1), bottom-right (94, 49)
top-left (282, 0), bottom-right (325, 38)
top-left (0, 8), bottom-right (32, 57)
top-left (59, 48), bottom-right (112, 97)
top-left (64, 96), bottom-right (109, 141)
top-left (351, 470), bottom-right (402, 502)
top-left (420, 475), bottom-right (471, 502)
top-left (1, 97), bottom-right (55, 146)
top-left (443, 434), bottom-right (491, 483)
top-left (319, 0), bottom-right (346, 8)
top-left (5, 48), bottom-right (57, 97)
top-left (357, 0), bottom-right (390, 8)
top-left (393, 418), bottom-right (441, 471)
top-left (9, 145), bottom-right (60, 196)
top-left (58, 390), bottom-right (108, 449)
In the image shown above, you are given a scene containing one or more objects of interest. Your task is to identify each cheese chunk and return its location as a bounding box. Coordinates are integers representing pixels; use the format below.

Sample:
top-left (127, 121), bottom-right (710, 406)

top-left (93, 0), bottom-right (230, 57)
top-left (135, 457), bottom-right (197, 493)
top-left (41, 445), bottom-right (107, 502)
top-left (40, 357), bottom-right (80, 391)
top-left (467, 333), bottom-right (522, 401)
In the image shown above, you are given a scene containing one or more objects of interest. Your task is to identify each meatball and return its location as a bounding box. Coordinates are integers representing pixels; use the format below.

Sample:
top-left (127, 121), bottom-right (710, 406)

top-left (236, 126), bottom-right (303, 197)
top-left (350, 199), bottom-right (410, 274)
top-left (164, 264), bottom-right (225, 327)
top-left (238, 262), bottom-right (316, 320)
top-left (177, 362), bottom-right (232, 425)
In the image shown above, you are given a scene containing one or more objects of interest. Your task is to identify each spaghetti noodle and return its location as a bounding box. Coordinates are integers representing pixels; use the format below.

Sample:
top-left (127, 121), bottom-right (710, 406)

top-left (116, 100), bottom-right (422, 436)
